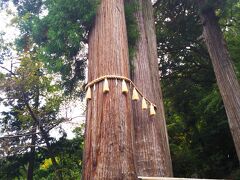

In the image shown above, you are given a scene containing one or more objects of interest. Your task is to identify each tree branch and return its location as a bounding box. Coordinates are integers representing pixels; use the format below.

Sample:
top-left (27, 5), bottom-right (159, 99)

top-left (0, 65), bottom-right (16, 76)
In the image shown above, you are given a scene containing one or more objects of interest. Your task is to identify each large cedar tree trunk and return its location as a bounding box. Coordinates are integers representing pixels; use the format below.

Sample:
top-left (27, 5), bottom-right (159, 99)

top-left (82, 0), bottom-right (137, 179)
top-left (198, 1), bottom-right (240, 162)
top-left (130, 0), bottom-right (173, 176)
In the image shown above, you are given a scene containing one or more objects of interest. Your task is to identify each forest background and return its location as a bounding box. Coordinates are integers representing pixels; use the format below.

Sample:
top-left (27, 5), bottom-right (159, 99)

top-left (0, 0), bottom-right (240, 179)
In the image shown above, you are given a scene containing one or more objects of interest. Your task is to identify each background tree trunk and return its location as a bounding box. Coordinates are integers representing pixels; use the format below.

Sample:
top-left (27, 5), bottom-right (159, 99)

top-left (82, 0), bottom-right (137, 179)
top-left (40, 127), bottom-right (62, 180)
top-left (24, 96), bottom-right (63, 180)
top-left (130, 0), bottom-right (173, 176)
top-left (198, 1), bottom-right (240, 162)
top-left (27, 127), bottom-right (36, 180)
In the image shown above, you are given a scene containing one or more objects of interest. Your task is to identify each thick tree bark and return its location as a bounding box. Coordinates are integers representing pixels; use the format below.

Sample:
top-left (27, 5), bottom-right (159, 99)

top-left (27, 127), bottom-right (37, 180)
top-left (130, 0), bottom-right (173, 176)
top-left (198, 1), bottom-right (240, 162)
top-left (82, 0), bottom-right (137, 179)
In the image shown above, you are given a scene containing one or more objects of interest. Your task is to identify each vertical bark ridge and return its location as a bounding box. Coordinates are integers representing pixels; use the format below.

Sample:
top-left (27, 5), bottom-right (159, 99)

top-left (82, 0), bottom-right (137, 179)
top-left (131, 0), bottom-right (173, 176)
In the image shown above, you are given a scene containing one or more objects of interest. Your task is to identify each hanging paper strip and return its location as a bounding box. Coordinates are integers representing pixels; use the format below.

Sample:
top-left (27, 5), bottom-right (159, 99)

top-left (142, 98), bottom-right (148, 110)
top-left (150, 103), bottom-right (156, 116)
top-left (122, 80), bottom-right (128, 93)
top-left (103, 78), bottom-right (109, 93)
top-left (132, 87), bottom-right (139, 101)
top-left (86, 87), bottom-right (91, 100)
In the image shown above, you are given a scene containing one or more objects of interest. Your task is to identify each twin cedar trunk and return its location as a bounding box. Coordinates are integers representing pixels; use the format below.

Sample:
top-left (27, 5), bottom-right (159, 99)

top-left (83, 0), bottom-right (172, 178)
top-left (83, 0), bottom-right (137, 179)
top-left (198, 1), bottom-right (240, 162)
top-left (131, 0), bottom-right (173, 176)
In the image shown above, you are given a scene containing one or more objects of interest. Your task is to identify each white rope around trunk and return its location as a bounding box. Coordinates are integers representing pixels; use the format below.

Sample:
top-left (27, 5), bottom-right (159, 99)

top-left (85, 75), bottom-right (157, 116)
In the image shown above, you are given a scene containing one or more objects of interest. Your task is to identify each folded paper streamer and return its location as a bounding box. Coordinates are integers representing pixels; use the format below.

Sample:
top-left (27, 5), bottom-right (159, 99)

top-left (85, 75), bottom-right (157, 116)
top-left (150, 103), bottom-right (156, 116)
top-left (122, 80), bottom-right (128, 93)
top-left (86, 87), bottom-right (91, 100)
top-left (132, 87), bottom-right (139, 101)
top-left (142, 98), bottom-right (148, 110)
top-left (103, 78), bottom-right (109, 93)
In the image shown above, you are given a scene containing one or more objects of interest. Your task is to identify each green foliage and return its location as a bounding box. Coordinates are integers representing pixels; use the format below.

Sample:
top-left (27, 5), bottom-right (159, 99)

top-left (0, 32), bottom-right (12, 63)
top-left (32, 126), bottom-right (85, 179)
top-left (0, 127), bottom-right (84, 180)
top-left (35, 129), bottom-right (84, 179)
top-left (124, 1), bottom-right (140, 74)
top-left (11, 0), bottom-right (99, 94)
top-left (155, 0), bottom-right (239, 178)
top-left (0, 51), bottom-right (66, 164)
top-left (1, 0), bottom-right (240, 179)
top-left (222, 1), bottom-right (240, 78)
top-left (0, 154), bottom-right (29, 179)
top-left (0, 32), bottom-right (5, 63)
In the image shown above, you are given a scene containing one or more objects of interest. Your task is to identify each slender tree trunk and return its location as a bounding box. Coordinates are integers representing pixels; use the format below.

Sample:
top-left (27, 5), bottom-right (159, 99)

top-left (198, 1), bottom-right (240, 162)
top-left (27, 127), bottom-right (37, 180)
top-left (39, 126), bottom-right (63, 180)
top-left (27, 73), bottom-right (39, 180)
top-left (82, 0), bottom-right (137, 179)
top-left (130, 0), bottom-right (173, 176)
top-left (24, 96), bottom-right (63, 180)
